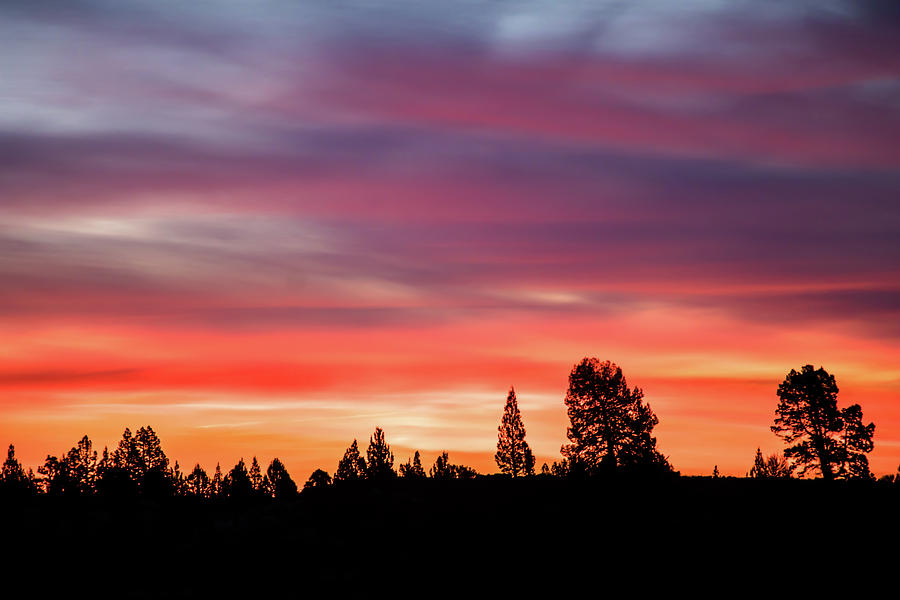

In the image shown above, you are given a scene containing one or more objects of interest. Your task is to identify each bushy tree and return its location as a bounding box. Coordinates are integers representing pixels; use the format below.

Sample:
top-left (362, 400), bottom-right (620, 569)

top-left (562, 358), bottom-right (668, 472)
top-left (266, 458), bottom-right (298, 499)
top-left (749, 448), bottom-right (793, 479)
top-left (365, 427), bottom-right (396, 480)
top-left (303, 469), bottom-right (332, 491)
top-left (495, 387), bottom-right (535, 477)
top-left (772, 365), bottom-right (875, 480)
top-left (334, 439), bottom-right (367, 483)
top-left (399, 451), bottom-right (426, 479)
top-left (430, 451), bottom-right (477, 480)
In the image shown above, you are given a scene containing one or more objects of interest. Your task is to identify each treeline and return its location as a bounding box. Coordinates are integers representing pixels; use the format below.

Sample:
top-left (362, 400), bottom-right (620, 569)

top-left (0, 424), bottom-right (483, 500)
top-left (1, 357), bottom-right (895, 500)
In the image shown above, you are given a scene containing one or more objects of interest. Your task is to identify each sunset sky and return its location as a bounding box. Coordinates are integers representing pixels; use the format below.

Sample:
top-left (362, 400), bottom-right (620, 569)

top-left (2, 1), bottom-right (900, 479)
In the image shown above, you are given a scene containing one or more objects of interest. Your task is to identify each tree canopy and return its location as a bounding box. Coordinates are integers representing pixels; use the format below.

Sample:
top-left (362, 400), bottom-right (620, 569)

top-left (771, 365), bottom-right (875, 480)
top-left (561, 358), bottom-right (668, 473)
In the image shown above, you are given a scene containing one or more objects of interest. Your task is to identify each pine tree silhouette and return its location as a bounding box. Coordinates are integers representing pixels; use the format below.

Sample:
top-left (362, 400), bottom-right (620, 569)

top-left (334, 439), bottom-right (367, 483)
top-left (399, 451), bottom-right (426, 478)
top-left (495, 386), bottom-right (535, 477)
top-left (366, 427), bottom-right (396, 480)
top-left (266, 458), bottom-right (298, 499)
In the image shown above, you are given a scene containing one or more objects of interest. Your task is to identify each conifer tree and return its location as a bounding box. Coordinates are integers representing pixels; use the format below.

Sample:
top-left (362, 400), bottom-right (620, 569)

top-left (1, 444), bottom-right (31, 494)
top-left (134, 426), bottom-right (169, 476)
top-left (495, 387), bottom-right (535, 477)
top-left (399, 451), bottom-right (426, 478)
top-left (65, 435), bottom-right (98, 494)
top-left (224, 458), bottom-right (252, 499)
top-left (430, 451), bottom-right (454, 480)
top-left (187, 464), bottom-right (210, 497)
top-left (561, 358), bottom-right (668, 472)
top-left (266, 458), bottom-right (298, 499)
top-left (366, 427), bottom-right (396, 480)
top-left (334, 439), bottom-right (367, 483)
top-left (303, 469), bottom-right (332, 490)
top-left (772, 365), bottom-right (875, 480)
top-left (211, 463), bottom-right (224, 498)
top-left (249, 456), bottom-right (263, 493)
top-left (749, 448), bottom-right (766, 478)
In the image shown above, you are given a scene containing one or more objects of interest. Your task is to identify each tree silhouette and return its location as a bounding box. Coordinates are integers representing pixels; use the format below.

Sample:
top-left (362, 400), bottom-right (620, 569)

top-left (134, 426), bottom-right (169, 476)
top-left (366, 427), bottom-right (396, 480)
top-left (64, 435), bottom-right (98, 494)
top-left (430, 451), bottom-right (477, 480)
top-left (1, 444), bottom-right (33, 496)
top-left (224, 458), bottom-right (252, 499)
top-left (303, 469), bottom-right (332, 490)
top-left (430, 451), bottom-right (455, 479)
top-left (334, 439), bottom-right (367, 483)
top-left (399, 451), bottom-right (426, 478)
top-left (266, 458), bottom-right (298, 499)
top-left (186, 464), bottom-right (211, 497)
top-left (249, 456), bottom-right (263, 494)
top-left (772, 365), bottom-right (875, 480)
top-left (38, 454), bottom-right (75, 496)
top-left (211, 463), bottom-right (224, 498)
top-left (495, 386), bottom-right (535, 477)
top-left (749, 448), bottom-right (793, 479)
top-left (561, 358), bottom-right (668, 472)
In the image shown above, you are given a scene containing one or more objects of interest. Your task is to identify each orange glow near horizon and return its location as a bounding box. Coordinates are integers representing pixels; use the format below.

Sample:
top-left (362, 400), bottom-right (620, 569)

top-left (3, 302), bottom-right (899, 480)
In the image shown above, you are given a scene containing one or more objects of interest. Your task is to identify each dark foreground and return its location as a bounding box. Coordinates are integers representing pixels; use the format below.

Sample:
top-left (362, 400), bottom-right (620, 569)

top-left (4, 475), bottom-right (897, 596)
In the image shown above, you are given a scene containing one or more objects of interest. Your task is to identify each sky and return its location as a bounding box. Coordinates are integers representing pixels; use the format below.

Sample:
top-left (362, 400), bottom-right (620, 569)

top-left (2, 0), bottom-right (900, 479)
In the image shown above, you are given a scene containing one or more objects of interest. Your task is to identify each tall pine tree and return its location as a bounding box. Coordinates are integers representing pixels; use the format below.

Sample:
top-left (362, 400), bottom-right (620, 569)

top-left (366, 427), bottom-right (396, 480)
top-left (495, 387), bottom-right (535, 477)
top-left (334, 439), bottom-right (367, 483)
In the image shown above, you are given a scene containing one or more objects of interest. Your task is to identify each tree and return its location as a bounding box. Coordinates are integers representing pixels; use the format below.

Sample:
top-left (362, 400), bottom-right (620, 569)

top-left (365, 427), bottom-right (396, 480)
top-left (495, 387), bottom-right (535, 477)
top-left (561, 358), bottom-right (668, 472)
top-left (430, 451), bottom-right (454, 480)
top-left (771, 365), bottom-right (875, 480)
top-left (211, 463), bottom-right (224, 498)
top-left (65, 435), bottom-right (98, 494)
top-left (334, 439), bottom-right (367, 483)
top-left (399, 451), bottom-right (426, 479)
top-left (134, 426), bottom-right (169, 477)
top-left (749, 448), bottom-right (793, 479)
top-left (303, 469), bottom-right (332, 491)
top-left (266, 458), bottom-right (298, 499)
top-left (249, 456), bottom-right (263, 494)
top-left (223, 458), bottom-right (252, 499)
top-left (429, 451), bottom-right (477, 480)
top-left (186, 464), bottom-right (211, 498)
top-left (0, 444), bottom-right (33, 496)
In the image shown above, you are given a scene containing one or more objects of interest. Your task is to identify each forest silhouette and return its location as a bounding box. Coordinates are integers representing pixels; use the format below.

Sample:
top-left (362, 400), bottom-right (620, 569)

top-left (2, 358), bottom-right (897, 594)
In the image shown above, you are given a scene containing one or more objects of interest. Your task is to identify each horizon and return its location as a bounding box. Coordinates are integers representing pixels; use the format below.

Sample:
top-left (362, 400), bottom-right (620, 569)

top-left (2, 1), bottom-right (900, 479)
